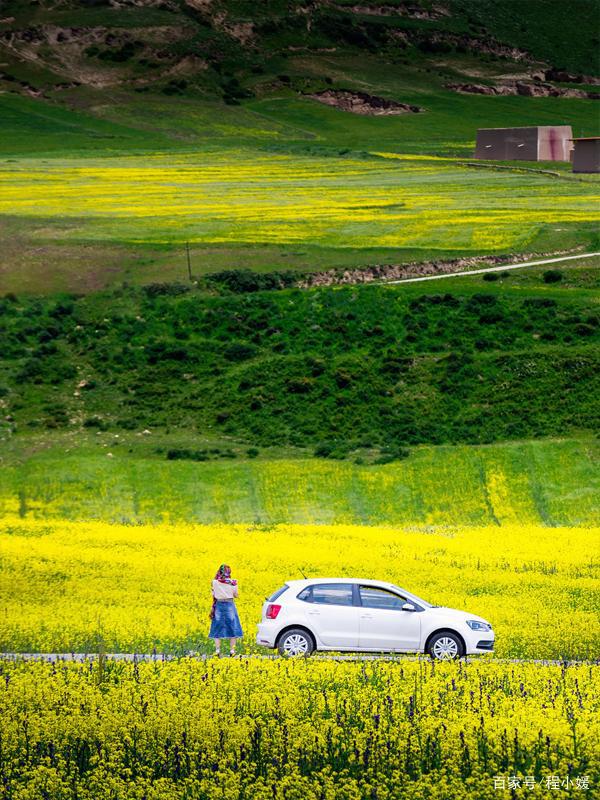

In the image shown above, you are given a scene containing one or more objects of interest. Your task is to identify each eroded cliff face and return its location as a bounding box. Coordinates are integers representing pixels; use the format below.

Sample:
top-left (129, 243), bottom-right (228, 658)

top-left (308, 89), bottom-right (422, 115)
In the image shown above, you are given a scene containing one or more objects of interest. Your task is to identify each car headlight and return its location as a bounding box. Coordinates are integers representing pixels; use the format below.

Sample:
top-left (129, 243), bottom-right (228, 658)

top-left (466, 620), bottom-right (492, 631)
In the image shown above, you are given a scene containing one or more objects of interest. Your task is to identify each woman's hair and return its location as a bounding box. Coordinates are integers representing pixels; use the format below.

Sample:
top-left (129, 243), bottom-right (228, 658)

top-left (215, 564), bottom-right (233, 581)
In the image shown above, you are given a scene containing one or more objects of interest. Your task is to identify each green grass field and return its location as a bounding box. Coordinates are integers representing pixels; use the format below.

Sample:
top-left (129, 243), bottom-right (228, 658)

top-left (2, 437), bottom-right (598, 527)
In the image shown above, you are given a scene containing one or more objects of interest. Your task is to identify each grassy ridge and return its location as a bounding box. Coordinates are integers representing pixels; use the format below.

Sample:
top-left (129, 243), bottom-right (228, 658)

top-left (2, 439), bottom-right (598, 527)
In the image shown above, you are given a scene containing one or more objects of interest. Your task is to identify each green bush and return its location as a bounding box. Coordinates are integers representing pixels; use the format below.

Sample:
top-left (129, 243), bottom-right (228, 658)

top-left (543, 270), bottom-right (564, 283)
top-left (83, 416), bottom-right (109, 431)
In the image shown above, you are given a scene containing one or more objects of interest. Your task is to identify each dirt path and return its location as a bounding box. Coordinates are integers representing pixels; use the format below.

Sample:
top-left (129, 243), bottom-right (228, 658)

top-left (384, 251), bottom-right (600, 285)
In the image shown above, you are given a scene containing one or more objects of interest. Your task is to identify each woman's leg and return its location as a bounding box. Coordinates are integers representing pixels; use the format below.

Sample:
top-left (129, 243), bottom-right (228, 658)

top-left (229, 638), bottom-right (237, 655)
top-left (214, 638), bottom-right (221, 655)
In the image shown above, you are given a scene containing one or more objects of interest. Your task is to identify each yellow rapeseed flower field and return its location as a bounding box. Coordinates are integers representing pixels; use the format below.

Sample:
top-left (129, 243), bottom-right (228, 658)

top-left (0, 150), bottom-right (598, 250)
top-left (1, 517), bottom-right (599, 797)
top-left (0, 657), bottom-right (598, 799)
top-left (1, 517), bottom-right (598, 659)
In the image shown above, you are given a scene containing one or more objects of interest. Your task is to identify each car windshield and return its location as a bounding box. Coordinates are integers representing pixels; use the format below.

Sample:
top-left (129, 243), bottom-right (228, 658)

top-left (389, 584), bottom-right (433, 608)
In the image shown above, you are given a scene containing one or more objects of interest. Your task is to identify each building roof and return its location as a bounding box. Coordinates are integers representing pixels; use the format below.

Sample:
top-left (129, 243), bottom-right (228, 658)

top-left (477, 125), bottom-right (571, 132)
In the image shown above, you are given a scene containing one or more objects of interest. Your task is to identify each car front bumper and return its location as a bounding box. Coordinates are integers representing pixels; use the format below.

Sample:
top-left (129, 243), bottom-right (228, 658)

top-left (463, 627), bottom-right (495, 654)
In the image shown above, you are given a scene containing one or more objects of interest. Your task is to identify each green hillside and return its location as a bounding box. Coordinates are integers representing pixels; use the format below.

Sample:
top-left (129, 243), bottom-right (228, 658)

top-left (1, 269), bottom-right (599, 450)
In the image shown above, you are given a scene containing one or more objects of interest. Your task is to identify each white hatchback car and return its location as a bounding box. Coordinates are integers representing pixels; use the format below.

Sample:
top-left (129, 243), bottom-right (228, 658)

top-left (256, 578), bottom-right (494, 659)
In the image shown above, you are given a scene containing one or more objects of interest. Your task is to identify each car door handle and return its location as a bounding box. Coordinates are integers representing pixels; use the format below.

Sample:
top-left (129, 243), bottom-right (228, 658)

top-left (360, 614), bottom-right (373, 619)
top-left (307, 611), bottom-right (320, 616)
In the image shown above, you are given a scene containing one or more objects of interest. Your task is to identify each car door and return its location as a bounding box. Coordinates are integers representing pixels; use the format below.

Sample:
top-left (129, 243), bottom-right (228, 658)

top-left (299, 583), bottom-right (360, 648)
top-left (358, 585), bottom-right (422, 651)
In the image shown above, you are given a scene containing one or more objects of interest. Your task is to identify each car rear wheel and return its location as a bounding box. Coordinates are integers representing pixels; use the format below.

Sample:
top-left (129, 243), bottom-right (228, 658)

top-left (277, 628), bottom-right (315, 657)
top-left (427, 631), bottom-right (464, 660)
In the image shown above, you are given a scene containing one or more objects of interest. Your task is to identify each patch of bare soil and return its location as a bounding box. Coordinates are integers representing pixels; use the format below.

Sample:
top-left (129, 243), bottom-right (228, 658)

top-left (334, 3), bottom-right (449, 21)
top-left (544, 68), bottom-right (600, 86)
top-left (183, 0), bottom-right (213, 10)
top-left (162, 55), bottom-right (208, 77)
top-left (308, 89), bottom-right (422, 115)
top-left (432, 33), bottom-right (531, 61)
top-left (447, 80), bottom-right (600, 99)
top-left (297, 250), bottom-right (581, 288)
top-left (214, 16), bottom-right (255, 45)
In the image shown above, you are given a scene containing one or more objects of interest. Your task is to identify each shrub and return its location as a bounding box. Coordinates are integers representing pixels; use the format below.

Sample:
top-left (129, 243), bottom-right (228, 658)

top-left (575, 323), bottom-right (595, 337)
top-left (543, 270), bottom-right (563, 283)
top-left (286, 377), bottom-right (315, 394)
top-left (143, 283), bottom-right (190, 298)
top-left (374, 446), bottom-right (410, 464)
top-left (207, 270), bottom-right (299, 293)
top-left (166, 449), bottom-right (209, 462)
top-left (224, 343), bottom-right (257, 362)
top-left (83, 416), bottom-right (108, 431)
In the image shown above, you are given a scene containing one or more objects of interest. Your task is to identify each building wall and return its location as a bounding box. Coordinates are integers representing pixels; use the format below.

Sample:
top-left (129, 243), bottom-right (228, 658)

top-left (475, 126), bottom-right (573, 161)
top-left (475, 127), bottom-right (538, 160)
top-left (538, 126), bottom-right (573, 161)
top-left (572, 140), bottom-right (600, 173)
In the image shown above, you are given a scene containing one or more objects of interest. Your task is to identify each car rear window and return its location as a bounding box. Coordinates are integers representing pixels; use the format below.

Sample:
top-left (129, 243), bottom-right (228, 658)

top-left (267, 585), bottom-right (288, 602)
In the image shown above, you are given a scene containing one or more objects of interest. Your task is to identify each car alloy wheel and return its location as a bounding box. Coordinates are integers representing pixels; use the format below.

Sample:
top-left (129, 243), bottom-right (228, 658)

top-left (432, 635), bottom-right (460, 660)
top-left (283, 633), bottom-right (309, 655)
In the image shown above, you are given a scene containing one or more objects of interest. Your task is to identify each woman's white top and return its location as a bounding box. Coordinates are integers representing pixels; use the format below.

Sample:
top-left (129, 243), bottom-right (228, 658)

top-left (212, 580), bottom-right (238, 600)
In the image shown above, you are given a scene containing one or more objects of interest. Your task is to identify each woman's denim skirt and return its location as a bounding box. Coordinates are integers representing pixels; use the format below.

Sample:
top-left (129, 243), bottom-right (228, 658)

top-left (209, 600), bottom-right (243, 639)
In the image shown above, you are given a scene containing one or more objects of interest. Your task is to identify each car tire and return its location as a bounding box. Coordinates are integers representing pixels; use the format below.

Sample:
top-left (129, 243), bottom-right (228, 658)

top-left (277, 628), bottom-right (315, 657)
top-left (427, 631), bottom-right (464, 660)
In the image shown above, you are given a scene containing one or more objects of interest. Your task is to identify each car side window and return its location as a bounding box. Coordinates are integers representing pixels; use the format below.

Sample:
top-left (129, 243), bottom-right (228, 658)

top-left (359, 586), bottom-right (405, 610)
top-left (309, 584), bottom-right (354, 606)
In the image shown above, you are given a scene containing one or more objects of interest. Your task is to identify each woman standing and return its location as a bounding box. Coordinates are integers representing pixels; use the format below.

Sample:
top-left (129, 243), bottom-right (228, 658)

top-left (209, 564), bottom-right (243, 656)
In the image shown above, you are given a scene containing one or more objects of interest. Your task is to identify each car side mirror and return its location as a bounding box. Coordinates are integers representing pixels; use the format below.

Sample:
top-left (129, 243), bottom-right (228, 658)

top-left (401, 602), bottom-right (418, 612)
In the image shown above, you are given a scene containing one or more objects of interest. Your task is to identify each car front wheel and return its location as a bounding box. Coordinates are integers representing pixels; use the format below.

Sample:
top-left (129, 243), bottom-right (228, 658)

top-left (277, 628), bottom-right (315, 657)
top-left (427, 631), bottom-right (464, 660)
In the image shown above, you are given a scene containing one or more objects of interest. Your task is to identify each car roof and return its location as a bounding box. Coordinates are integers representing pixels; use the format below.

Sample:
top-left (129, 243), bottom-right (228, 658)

top-left (284, 578), bottom-right (401, 589)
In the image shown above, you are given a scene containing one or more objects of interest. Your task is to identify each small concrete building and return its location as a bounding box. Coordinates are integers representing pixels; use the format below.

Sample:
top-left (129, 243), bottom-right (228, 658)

top-left (571, 137), bottom-right (600, 173)
top-left (475, 125), bottom-right (573, 161)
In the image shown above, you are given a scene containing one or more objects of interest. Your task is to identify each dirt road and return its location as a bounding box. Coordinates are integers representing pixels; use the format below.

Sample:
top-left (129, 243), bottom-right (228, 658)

top-left (385, 251), bottom-right (600, 285)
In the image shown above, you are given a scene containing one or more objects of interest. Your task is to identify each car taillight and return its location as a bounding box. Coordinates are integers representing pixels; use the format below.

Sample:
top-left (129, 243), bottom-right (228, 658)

top-left (266, 604), bottom-right (281, 619)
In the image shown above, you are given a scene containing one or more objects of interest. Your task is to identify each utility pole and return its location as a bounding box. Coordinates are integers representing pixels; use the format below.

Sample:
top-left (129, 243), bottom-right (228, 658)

top-left (186, 241), bottom-right (192, 282)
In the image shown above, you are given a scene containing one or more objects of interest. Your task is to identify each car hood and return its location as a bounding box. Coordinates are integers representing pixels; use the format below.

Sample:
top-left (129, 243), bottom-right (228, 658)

top-left (426, 606), bottom-right (491, 626)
